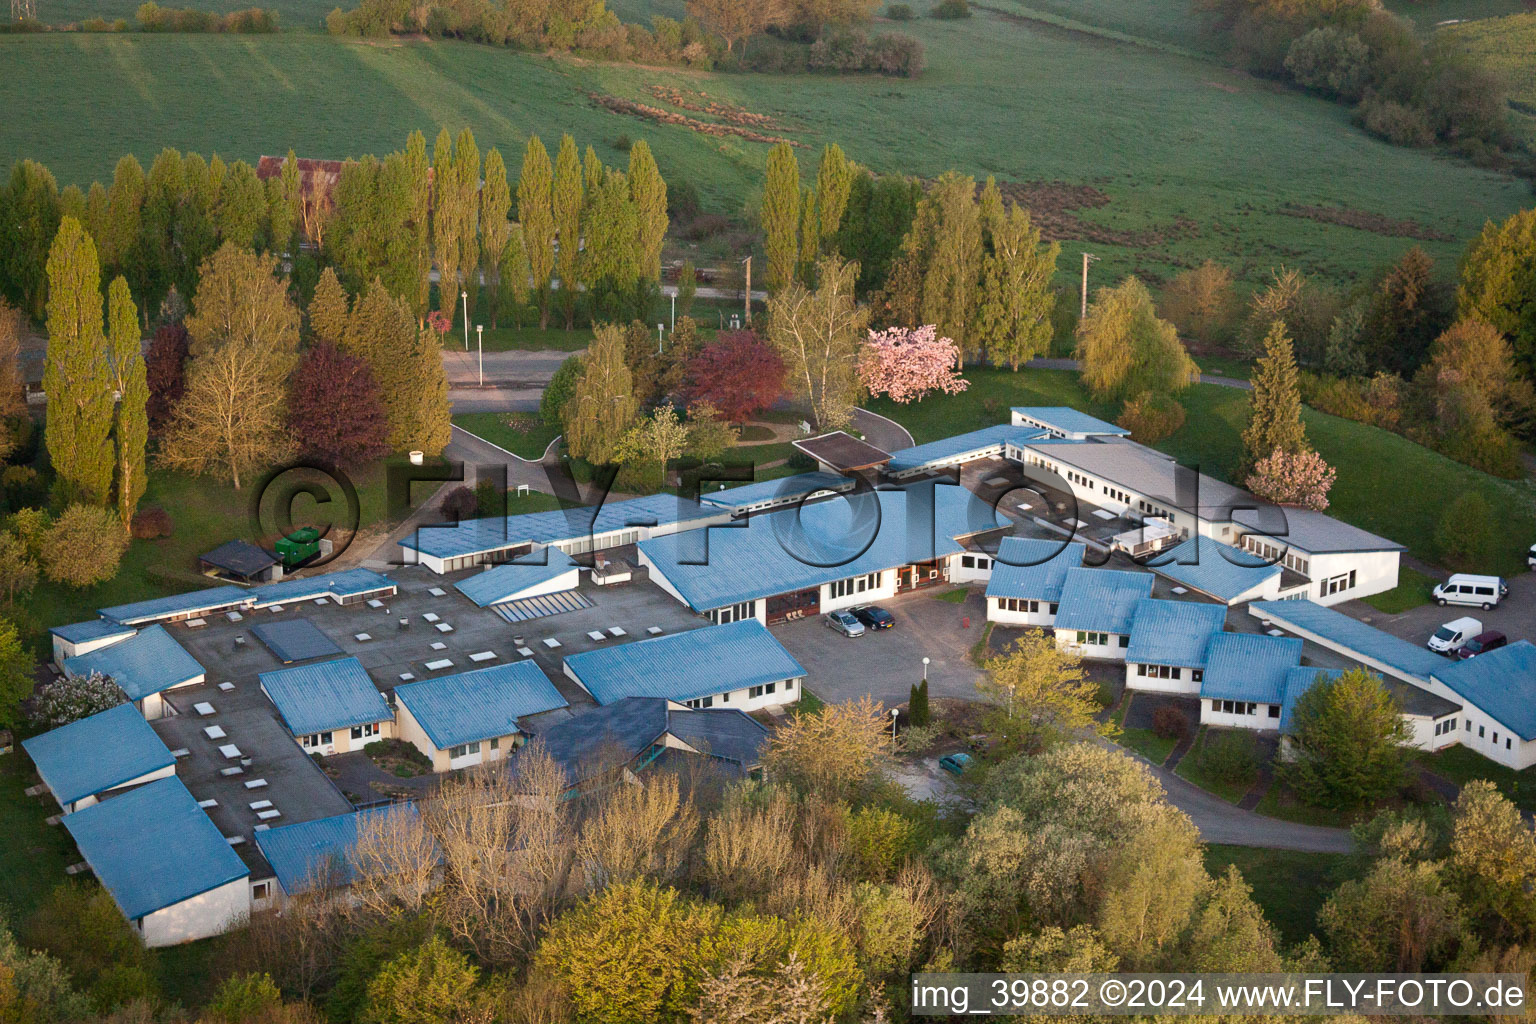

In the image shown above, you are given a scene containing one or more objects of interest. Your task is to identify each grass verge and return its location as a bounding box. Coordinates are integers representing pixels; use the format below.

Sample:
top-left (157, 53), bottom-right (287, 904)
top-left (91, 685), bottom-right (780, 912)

top-left (1360, 565), bottom-right (1438, 613)
top-left (452, 412), bottom-right (561, 461)
top-left (1108, 701), bottom-right (1178, 765)
top-left (1422, 745), bottom-right (1536, 815)
top-left (1202, 844), bottom-right (1348, 947)
top-left (1174, 727), bottom-right (1253, 804)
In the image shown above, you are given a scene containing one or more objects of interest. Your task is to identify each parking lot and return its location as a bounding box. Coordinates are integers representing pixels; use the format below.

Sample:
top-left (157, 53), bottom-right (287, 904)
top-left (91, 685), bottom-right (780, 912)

top-left (1341, 568), bottom-right (1536, 654)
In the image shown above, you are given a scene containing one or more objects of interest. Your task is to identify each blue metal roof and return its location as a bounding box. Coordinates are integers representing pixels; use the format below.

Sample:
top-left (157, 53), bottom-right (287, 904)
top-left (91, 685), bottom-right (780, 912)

top-left (400, 493), bottom-right (720, 560)
top-left (699, 471), bottom-right (854, 509)
top-left (99, 585), bottom-right (250, 626)
top-left (1278, 666), bottom-right (1348, 733)
top-left (396, 662), bottom-right (569, 749)
top-left (22, 704), bottom-right (173, 808)
top-left (453, 548), bottom-right (578, 607)
top-left (1432, 641), bottom-right (1536, 740)
top-left (1250, 600), bottom-right (1446, 683)
top-left (49, 620), bottom-right (136, 645)
top-left (563, 620), bottom-right (807, 705)
top-left (1053, 567), bottom-right (1154, 634)
top-left (886, 425), bottom-right (1045, 473)
top-left (62, 777), bottom-right (248, 920)
top-left (1143, 537), bottom-right (1282, 602)
top-left (1011, 407), bottom-right (1128, 436)
top-left (985, 537), bottom-right (1085, 602)
top-left (250, 619), bottom-right (343, 663)
top-left (1200, 632), bottom-right (1303, 704)
top-left (249, 567), bottom-right (395, 607)
top-left (256, 805), bottom-right (424, 896)
top-left (62, 625), bottom-right (205, 701)
top-left (259, 657), bottom-right (390, 737)
top-left (1124, 599), bottom-right (1227, 667)
top-left (638, 483), bottom-right (1004, 612)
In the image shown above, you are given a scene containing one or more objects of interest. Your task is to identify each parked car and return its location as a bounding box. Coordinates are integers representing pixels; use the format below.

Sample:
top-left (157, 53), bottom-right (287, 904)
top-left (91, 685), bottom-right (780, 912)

top-left (1432, 573), bottom-right (1507, 610)
top-left (850, 605), bottom-right (895, 630)
top-left (1428, 616), bottom-right (1483, 654)
top-left (1528, 543), bottom-right (1536, 570)
top-left (1455, 630), bottom-right (1507, 660)
top-left (825, 610), bottom-right (865, 638)
top-left (938, 752), bottom-right (973, 775)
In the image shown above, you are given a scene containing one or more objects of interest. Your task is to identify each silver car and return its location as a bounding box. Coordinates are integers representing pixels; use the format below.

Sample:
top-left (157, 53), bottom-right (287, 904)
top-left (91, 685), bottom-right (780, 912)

top-left (825, 609), bottom-right (865, 637)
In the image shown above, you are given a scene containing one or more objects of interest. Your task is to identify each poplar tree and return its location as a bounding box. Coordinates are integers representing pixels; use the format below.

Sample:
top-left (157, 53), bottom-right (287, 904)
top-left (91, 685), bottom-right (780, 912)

top-left (107, 155), bottom-right (146, 294)
top-left (499, 225), bottom-right (531, 329)
top-left (582, 170), bottom-right (642, 323)
top-left (404, 131), bottom-right (433, 318)
top-left (584, 146), bottom-right (605, 196)
top-left (309, 267), bottom-right (350, 347)
top-left (215, 160), bottom-right (267, 251)
top-left (480, 147), bottom-right (512, 329)
top-left (563, 324), bottom-right (637, 465)
top-left (453, 127), bottom-right (481, 319)
top-left (762, 143), bottom-right (801, 294)
top-left (432, 129), bottom-right (465, 320)
top-left (42, 218), bottom-right (114, 507)
top-left (5, 160), bottom-right (62, 320)
top-left (266, 155), bottom-right (299, 259)
top-left (976, 190), bottom-right (1059, 370)
top-left (518, 135), bottom-right (556, 329)
top-left (1242, 320), bottom-right (1308, 466)
top-left (920, 171), bottom-right (983, 368)
top-left (628, 140), bottom-right (668, 283)
top-left (344, 280), bottom-right (451, 454)
top-left (106, 278), bottom-right (148, 530)
top-left (813, 144), bottom-right (853, 252)
top-left (552, 135), bottom-right (585, 329)
top-left (798, 188), bottom-right (819, 284)
top-left (85, 184), bottom-right (112, 272)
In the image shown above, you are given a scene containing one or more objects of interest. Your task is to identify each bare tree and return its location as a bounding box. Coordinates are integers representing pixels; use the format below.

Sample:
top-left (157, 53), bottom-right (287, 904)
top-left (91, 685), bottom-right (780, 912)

top-left (702, 787), bottom-right (802, 903)
top-left (575, 773), bottom-right (699, 890)
top-left (762, 695), bottom-right (895, 802)
top-left (351, 804), bottom-right (440, 919)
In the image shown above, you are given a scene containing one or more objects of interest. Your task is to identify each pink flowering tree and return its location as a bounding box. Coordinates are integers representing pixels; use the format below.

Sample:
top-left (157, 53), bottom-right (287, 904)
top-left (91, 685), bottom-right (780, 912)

top-left (426, 310), bottom-right (452, 336)
top-left (1246, 448), bottom-right (1338, 511)
top-left (858, 325), bottom-right (969, 404)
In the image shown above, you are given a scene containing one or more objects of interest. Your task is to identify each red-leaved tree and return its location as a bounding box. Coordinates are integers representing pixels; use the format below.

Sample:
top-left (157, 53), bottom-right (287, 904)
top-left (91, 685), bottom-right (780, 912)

top-left (858, 325), bottom-right (969, 404)
top-left (144, 322), bottom-right (189, 436)
top-left (287, 342), bottom-right (389, 467)
top-left (685, 330), bottom-right (786, 423)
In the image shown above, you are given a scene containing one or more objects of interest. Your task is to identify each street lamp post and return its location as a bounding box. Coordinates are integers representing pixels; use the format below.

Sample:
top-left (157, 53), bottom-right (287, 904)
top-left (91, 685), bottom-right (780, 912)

top-left (657, 323), bottom-right (664, 355)
top-left (922, 656), bottom-right (930, 682)
top-left (476, 324), bottom-right (483, 387)
top-left (461, 290), bottom-right (469, 351)
top-left (890, 706), bottom-right (900, 740)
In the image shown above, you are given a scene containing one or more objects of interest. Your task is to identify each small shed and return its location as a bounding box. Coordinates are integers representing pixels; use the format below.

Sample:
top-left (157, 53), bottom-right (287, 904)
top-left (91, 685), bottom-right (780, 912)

top-left (199, 540), bottom-right (281, 584)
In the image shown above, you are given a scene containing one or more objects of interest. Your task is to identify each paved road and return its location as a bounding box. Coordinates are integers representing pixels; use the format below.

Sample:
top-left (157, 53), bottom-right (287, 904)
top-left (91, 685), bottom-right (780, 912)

top-left (853, 407), bottom-right (916, 452)
top-left (1026, 356), bottom-right (1252, 391)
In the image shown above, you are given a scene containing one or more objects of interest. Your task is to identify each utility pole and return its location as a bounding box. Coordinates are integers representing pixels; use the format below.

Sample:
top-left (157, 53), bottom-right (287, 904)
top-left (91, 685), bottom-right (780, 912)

top-left (743, 256), bottom-right (752, 326)
top-left (1080, 252), bottom-right (1099, 321)
top-left (476, 324), bottom-right (483, 387)
top-left (460, 290), bottom-right (469, 351)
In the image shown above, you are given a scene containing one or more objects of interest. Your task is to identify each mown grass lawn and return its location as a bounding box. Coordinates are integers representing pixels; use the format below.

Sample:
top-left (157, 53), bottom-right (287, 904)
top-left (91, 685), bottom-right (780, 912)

top-left (452, 411), bottom-right (561, 460)
top-left (1422, 745), bottom-right (1536, 815)
top-left (1361, 566), bottom-right (1438, 613)
top-left (1202, 844), bottom-right (1350, 947)
top-left (1106, 699), bottom-right (1179, 765)
top-left (1174, 727), bottom-right (1254, 804)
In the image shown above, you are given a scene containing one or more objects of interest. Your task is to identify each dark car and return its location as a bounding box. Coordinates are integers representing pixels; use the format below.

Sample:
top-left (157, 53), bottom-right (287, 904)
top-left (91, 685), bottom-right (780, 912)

top-left (850, 605), bottom-right (895, 630)
top-left (1455, 630), bottom-right (1507, 660)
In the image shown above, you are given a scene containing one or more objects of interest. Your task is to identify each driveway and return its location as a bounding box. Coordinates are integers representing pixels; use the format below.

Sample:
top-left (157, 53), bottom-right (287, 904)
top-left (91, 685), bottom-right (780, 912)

top-left (1339, 568), bottom-right (1536, 652)
top-left (1025, 357), bottom-right (1251, 391)
top-left (444, 348), bottom-right (570, 413)
top-left (774, 587), bottom-right (987, 707)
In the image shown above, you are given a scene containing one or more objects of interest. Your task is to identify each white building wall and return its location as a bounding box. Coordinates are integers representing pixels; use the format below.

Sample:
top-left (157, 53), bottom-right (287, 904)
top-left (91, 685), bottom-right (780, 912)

top-left (1200, 699), bottom-right (1282, 730)
top-left (1422, 674), bottom-right (1536, 770)
top-left (950, 553), bottom-right (994, 584)
top-left (1124, 663), bottom-right (1202, 696)
top-left (1404, 714), bottom-right (1461, 753)
top-left (140, 677), bottom-right (205, 722)
top-left (1054, 629), bottom-right (1131, 663)
top-left (1307, 550), bottom-right (1400, 606)
top-left (291, 720), bottom-right (392, 756)
top-left (63, 764), bottom-right (178, 815)
top-left (52, 631), bottom-right (136, 666)
top-left (138, 875), bottom-right (250, 947)
top-left (819, 569), bottom-right (897, 616)
top-left (986, 598), bottom-right (1056, 627)
top-left (395, 700), bottom-right (517, 773)
top-left (563, 665), bottom-right (802, 713)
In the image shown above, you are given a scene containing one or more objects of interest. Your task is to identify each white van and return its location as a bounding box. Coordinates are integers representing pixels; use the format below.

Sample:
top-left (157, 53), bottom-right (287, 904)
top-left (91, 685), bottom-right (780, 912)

top-left (1428, 616), bottom-right (1483, 654)
top-left (1432, 574), bottom-right (1506, 610)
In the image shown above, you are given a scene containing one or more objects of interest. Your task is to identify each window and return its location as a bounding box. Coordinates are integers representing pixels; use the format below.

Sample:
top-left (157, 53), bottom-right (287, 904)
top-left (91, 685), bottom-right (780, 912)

top-left (712, 601), bottom-right (754, 624)
top-left (1075, 631), bottom-right (1109, 646)
top-left (1322, 571), bottom-right (1357, 597)
top-left (1118, 635), bottom-right (1129, 648)
top-left (1493, 732), bottom-right (1499, 744)
top-left (449, 741), bottom-right (482, 759)
top-left (829, 573), bottom-right (880, 599)
top-left (765, 681), bottom-right (776, 694)
top-left (785, 679), bottom-right (796, 691)
top-left (749, 685), bottom-right (763, 698)
top-left (490, 737), bottom-right (499, 750)
top-left (350, 722), bottom-right (380, 740)
top-left (1466, 720), bottom-right (1473, 732)
top-left (685, 695), bottom-right (715, 709)
top-left (1049, 603), bottom-right (1058, 615)
top-left (1141, 665), bottom-right (1181, 680)
top-left (999, 598), bottom-right (1042, 614)
top-left (251, 881), bottom-right (270, 901)
top-left (1479, 726), bottom-right (1486, 738)
top-left (1192, 669), bottom-right (1203, 683)
top-left (1268, 705), bottom-right (1280, 719)
top-left (1216, 700), bottom-right (1258, 716)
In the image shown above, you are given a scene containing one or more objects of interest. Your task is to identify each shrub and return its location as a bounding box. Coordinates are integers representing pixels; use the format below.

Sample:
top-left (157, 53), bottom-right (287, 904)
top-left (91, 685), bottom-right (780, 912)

top-left (930, 0), bottom-right (969, 17)
top-left (1435, 491), bottom-right (1494, 570)
top-left (1284, 26), bottom-right (1369, 101)
top-left (1357, 98), bottom-right (1434, 148)
top-left (886, 1), bottom-right (913, 17)
top-left (1117, 391), bottom-right (1187, 444)
top-left (439, 485), bottom-right (478, 522)
top-left (1196, 730), bottom-right (1261, 789)
top-left (129, 505), bottom-right (173, 539)
top-left (1, 465), bottom-right (43, 512)
top-left (847, 805), bottom-right (919, 880)
top-left (42, 505), bottom-right (128, 588)
top-left (1151, 705), bottom-right (1189, 742)
top-left (869, 31), bottom-right (924, 76)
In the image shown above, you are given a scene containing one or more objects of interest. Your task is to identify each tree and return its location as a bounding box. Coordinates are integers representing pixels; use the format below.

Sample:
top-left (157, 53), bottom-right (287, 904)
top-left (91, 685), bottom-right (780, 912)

top-left (763, 695), bottom-right (895, 802)
top-left (1158, 260), bottom-right (1238, 344)
top-left (214, 160), bottom-right (268, 251)
top-left (687, 0), bottom-right (783, 50)
top-left (452, 128), bottom-right (481, 320)
top-left (308, 266), bottom-right (350, 347)
top-left (0, 922), bottom-right (95, 1024)
top-left (24, 881), bottom-right (159, 1011)
top-left (628, 140), bottom-right (668, 283)
top-left (0, 617), bottom-right (33, 731)
top-left (1280, 668), bottom-right (1412, 808)
top-left (683, 402), bottom-right (739, 462)
top-left (430, 128), bottom-right (466, 321)
top-left (676, 259), bottom-right (697, 318)
top-left (1075, 276), bottom-right (1197, 402)
top-left (183, 243), bottom-right (300, 358)
top-left (362, 936), bottom-right (479, 1024)
top-left (2, 160), bottom-right (61, 320)
top-left (767, 256), bottom-right (869, 430)
top-left (498, 224), bottom-right (531, 329)
top-left (614, 404), bottom-right (689, 467)
top-left (1319, 854), bottom-right (1462, 971)
top-left (106, 155), bottom-right (146, 289)
top-left (106, 278), bottom-right (147, 530)
top-left (42, 217), bottom-right (115, 507)
top-left (684, 331), bottom-right (784, 422)
top-left (907, 677), bottom-right (930, 726)
top-left (978, 630), bottom-right (1097, 745)
top-left (1435, 491), bottom-right (1494, 570)
top-left (914, 172), bottom-right (984, 366)
top-left (287, 343), bottom-right (389, 466)
top-left (1245, 447), bottom-right (1337, 510)
top-left (519, 135), bottom-right (557, 329)
top-left (32, 672), bottom-right (125, 728)
top-left (838, 171), bottom-right (921, 298)
top-left (480, 147), bottom-right (512, 329)
top-left (0, 300), bottom-right (26, 463)
top-left (552, 135), bottom-right (585, 329)
top-left (813, 144), bottom-right (853, 253)
top-left (583, 170), bottom-right (645, 323)
top-left (541, 353), bottom-right (584, 428)
top-left (1358, 246), bottom-right (1452, 376)
top-left (563, 324), bottom-right (638, 465)
top-left (976, 198), bottom-right (1059, 369)
top-left (204, 973), bottom-right (285, 1024)
top-left (41, 504), bottom-right (130, 588)
top-left (1458, 207), bottom-right (1536, 379)
top-left (762, 143), bottom-right (801, 294)
top-left (858, 324), bottom-right (969, 404)
top-left (1447, 780), bottom-right (1536, 942)
top-left (1241, 319), bottom-right (1308, 467)
top-left (0, 531), bottom-right (39, 607)
top-left (144, 320), bottom-right (188, 435)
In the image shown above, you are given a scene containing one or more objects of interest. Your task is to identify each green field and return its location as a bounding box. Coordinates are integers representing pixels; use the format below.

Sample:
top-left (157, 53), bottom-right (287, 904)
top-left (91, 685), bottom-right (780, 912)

top-left (868, 367), bottom-right (1536, 575)
top-left (1450, 11), bottom-right (1536, 145)
top-left (0, 3), bottom-right (1528, 293)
